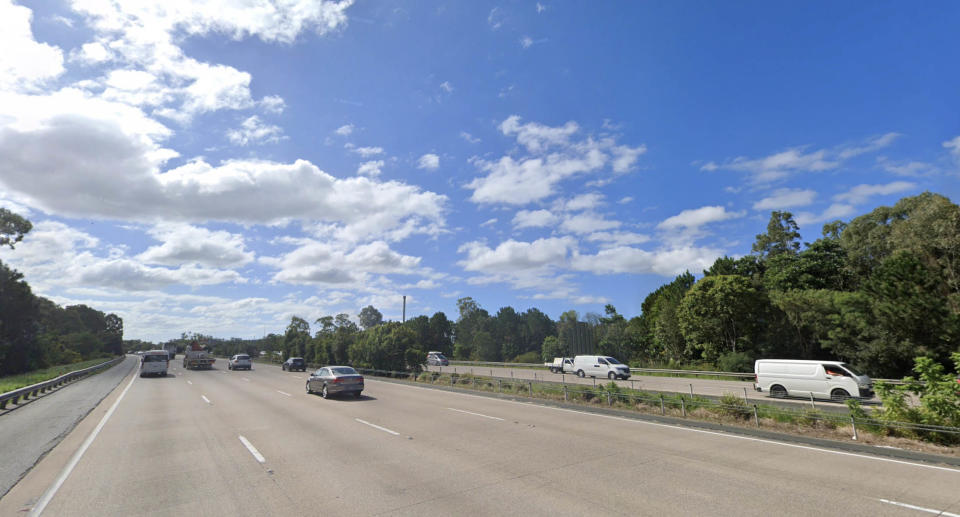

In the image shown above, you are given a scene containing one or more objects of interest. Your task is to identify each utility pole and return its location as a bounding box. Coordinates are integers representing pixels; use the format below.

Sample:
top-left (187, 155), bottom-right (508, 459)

top-left (402, 295), bottom-right (407, 323)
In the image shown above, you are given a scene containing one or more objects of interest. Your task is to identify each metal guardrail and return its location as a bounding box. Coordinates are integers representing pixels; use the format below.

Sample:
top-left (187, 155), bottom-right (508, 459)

top-left (0, 357), bottom-right (123, 410)
top-left (448, 360), bottom-right (905, 384)
top-left (357, 367), bottom-right (960, 441)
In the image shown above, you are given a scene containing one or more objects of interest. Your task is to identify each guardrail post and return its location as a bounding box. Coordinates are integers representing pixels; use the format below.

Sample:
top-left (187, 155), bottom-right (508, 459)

top-left (563, 385), bottom-right (568, 402)
top-left (680, 397), bottom-right (686, 417)
top-left (497, 379), bottom-right (501, 393)
top-left (753, 405), bottom-right (760, 427)
top-left (659, 394), bottom-right (665, 415)
top-left (809, 392), bottom-right (816, 410)
top-left (851, 416), bottom-right (858, 440)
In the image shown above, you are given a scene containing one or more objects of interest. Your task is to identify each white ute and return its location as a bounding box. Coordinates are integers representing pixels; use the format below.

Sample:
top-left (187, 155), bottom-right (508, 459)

top-left (545, 357), bottom-right (575, 374)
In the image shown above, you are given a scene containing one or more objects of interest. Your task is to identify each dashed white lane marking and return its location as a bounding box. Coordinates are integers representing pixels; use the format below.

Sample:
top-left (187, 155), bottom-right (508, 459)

top-left (447, 407), bottom-right (504, 421)
top-left (371, 379), bottom-right (960, 475)
top-left (878, 499), bottom-right (960, 516)
top-left (238, 435), bottom-right (266, 464)
top-left (201, 395), bottom-right (211, 404)
top-left (30, 372), bottom-right (138, 516)
top-left (186, 380), bottom-right (193, 385)
top-left (355, 418), bottom-right (400, 436)
top-left (242, 378), bottom-right (250, 382)
top-left (277, 390), bottom-right (292, 397)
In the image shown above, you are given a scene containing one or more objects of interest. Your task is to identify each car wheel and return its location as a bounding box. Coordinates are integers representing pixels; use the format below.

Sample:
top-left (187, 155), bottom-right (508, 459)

top-left (608, 371), bottom-right (616, 380)
top-left (577, 370), bottom-right (585, 378)
top-left (831, 389), bottom-right (851, 402)
top-left (353, 391), bottom-right (362, 399)
top-left (306, 382), bottom-right (313, 394)
top-left (770, 385), bottom-right (787, 398)
top-left (321, 385), bottom-right (329, 399)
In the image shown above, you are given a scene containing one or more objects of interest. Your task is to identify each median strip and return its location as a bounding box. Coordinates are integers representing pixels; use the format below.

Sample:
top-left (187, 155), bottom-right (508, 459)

top-left (447, 407), bottom-right (504, 421)
top-left (238, 435), bottom-right (266, 464)
top-left (355, 418), bottom-right (400, 436)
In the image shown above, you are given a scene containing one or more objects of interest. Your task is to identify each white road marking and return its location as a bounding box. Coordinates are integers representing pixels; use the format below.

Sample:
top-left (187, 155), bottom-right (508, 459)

top-left (355, 418), bottom-right (400, 436)
top-left (371, 379), bottom-right (960, 475)
top-left (238, 435), bottom-right (266, 464)
top-left (186, 380), bottom-right (193, 385)
top-left (447, 407), bottom-right (504, 421)
top-left (878, 499), bottom-right (960, 516)
top-left (30, 371), bottom-right (138, 516)
top-left (201, 395), bottom-right (211, 404)
top-left (277, 390), bottom-right (292, 397)
top-left (242, 377), bottom-right (250, 382)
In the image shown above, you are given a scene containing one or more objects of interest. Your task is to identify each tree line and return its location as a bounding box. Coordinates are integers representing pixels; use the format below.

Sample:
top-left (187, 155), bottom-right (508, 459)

top-left (0, 209), bottom-right (123, 376)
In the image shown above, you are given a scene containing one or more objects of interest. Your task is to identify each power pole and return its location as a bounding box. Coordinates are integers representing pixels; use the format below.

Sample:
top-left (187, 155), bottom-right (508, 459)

top-left (402, 295), bottom-right (406, 323)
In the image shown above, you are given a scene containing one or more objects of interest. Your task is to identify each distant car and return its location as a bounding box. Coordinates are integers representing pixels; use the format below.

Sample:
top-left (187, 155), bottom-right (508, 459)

top-left (306, 366), bottom-right (364, 399)
top-left (282, 357), bottom-right (306, 372)
top-left (139, 350), bottom-right (169, 377)
top-left (228, 354), bottom-right (252, 371)
top-left (426, 351), bottom-right (449, 366)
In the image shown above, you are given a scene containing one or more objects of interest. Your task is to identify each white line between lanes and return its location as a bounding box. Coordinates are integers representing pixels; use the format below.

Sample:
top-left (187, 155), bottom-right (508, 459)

top-left (371, 379), bottom-right (960, 475)
top-left (447, 407), bottom-right (504, 421)
top-left (186, 380), bottom-right (192, 385)
top-left (30, 370), bottom-right (138, 516)
top-left (242, 378), bottom-right (250, 382)
top-left (355, 418), bottom-right (400, 436)
top-left (277, 390), bottom-right (292, 397)
top-left (238, 435), bottom-right (266, 464)
top-left (878, 499), bottom-right (960, 516)
top-left (201, 395), bottom-right (211, 404)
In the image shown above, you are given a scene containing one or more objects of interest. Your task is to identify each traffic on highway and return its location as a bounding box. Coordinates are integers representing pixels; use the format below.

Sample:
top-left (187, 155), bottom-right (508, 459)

top-left (1, 356), bottom-right (958, 516)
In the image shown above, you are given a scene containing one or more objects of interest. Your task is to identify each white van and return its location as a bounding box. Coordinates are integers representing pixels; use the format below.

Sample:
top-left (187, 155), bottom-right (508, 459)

top-left (754, 359), bottom-right (873, 402)
top-left (140, 350), bottom-right (170, 377)
top-left (572, 355), bottom-right (631, 380)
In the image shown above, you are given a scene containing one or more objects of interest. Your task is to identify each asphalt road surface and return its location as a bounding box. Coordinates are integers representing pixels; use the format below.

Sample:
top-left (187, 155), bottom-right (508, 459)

top-left (2, 361), bottom-right (957, 517)
top-left (0, 355), bottom-right (137, 498)
top-left (427, 364), bottom-right (880, 408)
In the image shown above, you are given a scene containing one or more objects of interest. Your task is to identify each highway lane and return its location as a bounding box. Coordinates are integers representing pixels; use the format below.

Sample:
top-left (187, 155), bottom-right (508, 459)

top-left (426, 364), bottom-right (880, 408)
top-left (3, 362), bottom-right (957, 517)
top-left (0, 355), bottom-right (137, 498)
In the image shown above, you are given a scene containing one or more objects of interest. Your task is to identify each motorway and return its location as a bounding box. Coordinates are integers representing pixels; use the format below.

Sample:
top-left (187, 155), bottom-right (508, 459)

top-left (426, 364), bottom-right (879, 407)
top-left (1, 357), bottom-right (957, 516)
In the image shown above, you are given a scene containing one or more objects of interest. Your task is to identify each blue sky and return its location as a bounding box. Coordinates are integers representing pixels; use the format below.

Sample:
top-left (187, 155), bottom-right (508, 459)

top-left (1, 0), bottom-right (958, 342)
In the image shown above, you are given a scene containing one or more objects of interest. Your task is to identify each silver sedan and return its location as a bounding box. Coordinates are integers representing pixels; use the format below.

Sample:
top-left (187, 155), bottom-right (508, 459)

top-left (306, 366), bottom-right (364, 399)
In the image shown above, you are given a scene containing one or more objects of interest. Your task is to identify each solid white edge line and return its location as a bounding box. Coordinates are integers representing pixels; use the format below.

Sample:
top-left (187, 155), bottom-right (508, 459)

top-left (277, 390), bottom-right (291, 397)
top-left (242, 378), bottom-right (250, 382)
top-left (447, 407), bottom-right (504, 421)
top-left (201, 395), bottom-right (211, 404)
top-left (878, 499), bottom-right (960, 516)
top-left (186, 380), bottom-right (192, 385)
top-left (369, 378), bottom-right (960, 475)
top-left (355, 418), bottom-right (400, 436)
top-left (238, 435), bottom-right (266, 464)
top-left (29, 369), bottom-right (138, 516)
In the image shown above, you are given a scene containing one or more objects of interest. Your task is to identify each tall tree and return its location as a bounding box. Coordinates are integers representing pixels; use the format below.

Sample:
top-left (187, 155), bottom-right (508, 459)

top-left (0, 208), bottom-right (32, 249)
top-left (752, 211), bottom-right (802, 259)
top-left (677, 275), bottom-right (767, 361)
top-left (357, 305), bottom-right (383, 330)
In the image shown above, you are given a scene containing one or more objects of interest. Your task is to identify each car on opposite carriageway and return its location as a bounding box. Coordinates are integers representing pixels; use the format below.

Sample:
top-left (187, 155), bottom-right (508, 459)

top-left (282, 357), bottom-right (306, 372)
top-left (306, 366), bottom-right (364, 399)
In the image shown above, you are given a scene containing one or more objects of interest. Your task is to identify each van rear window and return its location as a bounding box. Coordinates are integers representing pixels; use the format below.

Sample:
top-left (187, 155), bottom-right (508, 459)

top-left (143, 355), bottom-right (167, 362)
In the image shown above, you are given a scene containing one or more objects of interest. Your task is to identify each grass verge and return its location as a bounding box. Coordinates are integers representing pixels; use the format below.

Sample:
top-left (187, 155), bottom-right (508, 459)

top-left (0, 356), bottom-right (116, 393)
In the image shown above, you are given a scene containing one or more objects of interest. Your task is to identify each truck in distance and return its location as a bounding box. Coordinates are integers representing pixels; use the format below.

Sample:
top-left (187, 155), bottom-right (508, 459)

top-left (163, 343), bottom-right (177, 360)
top-left (545, 357), bottom-right (575, 374)
top-left (182, 341), bottom-right (215, 370)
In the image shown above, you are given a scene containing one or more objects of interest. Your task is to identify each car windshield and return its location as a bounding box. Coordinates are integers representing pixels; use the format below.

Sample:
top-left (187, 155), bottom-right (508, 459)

top-left (330, 367), bottom-right (358, 375)
top-left (605, 357), bottom-right (622, 365)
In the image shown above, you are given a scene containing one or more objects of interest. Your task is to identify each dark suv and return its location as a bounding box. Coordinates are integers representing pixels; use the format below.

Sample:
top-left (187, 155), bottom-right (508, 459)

top-left (282, 357), bottom-right (306, 372)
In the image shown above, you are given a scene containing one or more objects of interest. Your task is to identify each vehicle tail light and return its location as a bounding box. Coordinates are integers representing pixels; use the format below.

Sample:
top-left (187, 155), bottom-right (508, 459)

top-left (754, 374), bottom-right (758, 383)
top-left (332, 378), bottom-right (342, 383)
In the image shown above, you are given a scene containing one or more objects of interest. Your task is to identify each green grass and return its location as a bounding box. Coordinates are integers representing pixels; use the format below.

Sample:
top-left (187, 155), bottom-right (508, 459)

top-left (0, 356), bottom-right (115, 394)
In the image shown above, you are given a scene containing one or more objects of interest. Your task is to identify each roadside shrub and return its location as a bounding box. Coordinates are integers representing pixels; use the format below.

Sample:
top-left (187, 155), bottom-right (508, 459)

top-left (716, 351), bottom-right (754, 373)
top-left (715, 392), bottom-right (750, 420)
top-left (872, 353), bottom-right (960, 444)
top-left (512, 351), bottom-right (541, 364)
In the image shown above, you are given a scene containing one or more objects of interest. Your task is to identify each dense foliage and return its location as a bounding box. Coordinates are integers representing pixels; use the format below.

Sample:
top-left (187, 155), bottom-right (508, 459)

top-left (1, 210), bottom-right (123, 376)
